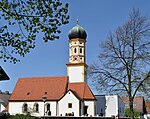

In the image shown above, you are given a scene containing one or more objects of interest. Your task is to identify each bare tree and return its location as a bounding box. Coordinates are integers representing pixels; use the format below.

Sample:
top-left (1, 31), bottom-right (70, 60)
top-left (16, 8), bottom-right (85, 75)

top-left (89, 9), bottom-right (150, 119)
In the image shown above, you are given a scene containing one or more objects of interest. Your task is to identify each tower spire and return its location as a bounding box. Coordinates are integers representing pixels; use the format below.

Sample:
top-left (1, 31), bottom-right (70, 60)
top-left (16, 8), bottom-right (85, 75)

top-left (76, 19), bottom-right (79, 25)
top-left (67, 22), bottom-right (88, 83)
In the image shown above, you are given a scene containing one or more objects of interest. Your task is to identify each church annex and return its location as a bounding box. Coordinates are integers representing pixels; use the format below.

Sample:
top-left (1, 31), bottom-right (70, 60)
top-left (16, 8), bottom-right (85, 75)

top-left (9, 22), bottom-right (96, 117)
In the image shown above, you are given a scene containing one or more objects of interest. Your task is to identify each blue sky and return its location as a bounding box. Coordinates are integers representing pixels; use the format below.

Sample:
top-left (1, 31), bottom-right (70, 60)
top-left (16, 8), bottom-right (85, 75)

top-left (1, 0), bottom-right (150, 94)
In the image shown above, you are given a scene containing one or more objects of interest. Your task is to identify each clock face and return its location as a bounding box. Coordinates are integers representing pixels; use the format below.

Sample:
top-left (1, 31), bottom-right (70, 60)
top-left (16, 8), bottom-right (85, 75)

top-left (73, 55), bottom-right (78, 61)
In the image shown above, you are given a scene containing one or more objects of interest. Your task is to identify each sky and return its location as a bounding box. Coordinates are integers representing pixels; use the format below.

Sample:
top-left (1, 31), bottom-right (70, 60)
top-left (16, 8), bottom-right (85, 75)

top-left (1, 0), bottom-right (150, 94)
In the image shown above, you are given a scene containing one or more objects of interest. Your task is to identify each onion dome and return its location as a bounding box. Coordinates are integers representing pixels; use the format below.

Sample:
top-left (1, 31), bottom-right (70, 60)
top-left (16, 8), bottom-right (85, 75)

top-left (68, 20), bottom-right (87, 40)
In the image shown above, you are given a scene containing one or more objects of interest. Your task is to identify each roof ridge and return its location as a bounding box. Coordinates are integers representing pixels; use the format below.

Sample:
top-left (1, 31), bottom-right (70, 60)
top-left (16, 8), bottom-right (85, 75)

top-left (19, 76), bottom-right (68, 79)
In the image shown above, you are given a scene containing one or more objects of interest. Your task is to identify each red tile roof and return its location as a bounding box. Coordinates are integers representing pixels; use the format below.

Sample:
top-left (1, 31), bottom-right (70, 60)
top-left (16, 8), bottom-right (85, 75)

top-left (9, 76), bottom-right (95, 102)
top-left (68, 82), bottom-right (96, 100)
top-left (9, 76), bottom-right (68, 101)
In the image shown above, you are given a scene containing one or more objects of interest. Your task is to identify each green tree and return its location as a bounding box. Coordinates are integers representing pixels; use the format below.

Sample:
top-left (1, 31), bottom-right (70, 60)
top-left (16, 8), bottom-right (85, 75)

top-left (0, 0), bottom-right (69, 63)
top-left (89, 9), bottom-right (150, 119)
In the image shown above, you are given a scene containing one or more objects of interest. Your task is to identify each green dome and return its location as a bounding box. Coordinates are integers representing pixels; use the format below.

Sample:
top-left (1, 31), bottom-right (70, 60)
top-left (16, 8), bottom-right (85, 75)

top-left (68, 23), bottom-right (87, 40)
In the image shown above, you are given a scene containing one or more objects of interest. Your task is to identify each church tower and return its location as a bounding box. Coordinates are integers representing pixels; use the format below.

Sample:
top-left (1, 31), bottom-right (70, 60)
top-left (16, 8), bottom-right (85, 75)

top-left (66, 21), bottom-right (88, 83)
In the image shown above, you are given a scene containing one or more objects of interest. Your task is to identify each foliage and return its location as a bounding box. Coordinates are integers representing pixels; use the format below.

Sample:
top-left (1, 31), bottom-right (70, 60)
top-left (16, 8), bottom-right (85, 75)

top-left (89, 8), bottom-right (150, 119)
top-left (0, 0), bottom-right (69, 63)
top-left (125, 108), bottom-right (140, 118)
top-left (9, 114), bottom-right (38, 119)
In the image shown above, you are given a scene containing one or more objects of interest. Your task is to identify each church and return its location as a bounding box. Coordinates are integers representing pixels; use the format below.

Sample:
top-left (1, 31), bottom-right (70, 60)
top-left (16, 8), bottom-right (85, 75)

top-left (8, 22), bottom-right (96, 117)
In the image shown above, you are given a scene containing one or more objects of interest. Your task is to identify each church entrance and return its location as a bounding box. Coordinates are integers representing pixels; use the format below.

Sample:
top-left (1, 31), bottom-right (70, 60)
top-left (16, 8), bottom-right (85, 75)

top-left (84, 106), bottom-right (88, 116)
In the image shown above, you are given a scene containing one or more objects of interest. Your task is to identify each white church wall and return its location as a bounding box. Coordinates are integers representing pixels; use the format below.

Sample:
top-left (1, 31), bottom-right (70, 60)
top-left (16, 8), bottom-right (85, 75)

top-left (58, 90), bottom-right (80, 116)
top-left (9, 102), bottom-right (44, 116)
top-left (9, 101), bottom-right (57, 117)
top-left (67, 66), bottom-right (83, 82)
top-left (45, 101), bottom-right (57, 116)
top-left (9, 102), bottom-right (23, 115)
top-left (84, 100), bottom-right (95, 116)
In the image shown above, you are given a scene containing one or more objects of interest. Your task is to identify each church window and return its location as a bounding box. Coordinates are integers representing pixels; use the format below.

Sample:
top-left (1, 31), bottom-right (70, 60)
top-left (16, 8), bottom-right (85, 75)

top-left (33, 103), bottom-right (39, 112)
top-left (80, 48), bottom-right (82, 53)
top-left (68, 103), bottom-right (72, 108)
top-left (74, 48), bottom-right (77, 53)
top-left (46, 103), bottom-right (50, 112)
top-left (22, 103), bottom-right (28, 113)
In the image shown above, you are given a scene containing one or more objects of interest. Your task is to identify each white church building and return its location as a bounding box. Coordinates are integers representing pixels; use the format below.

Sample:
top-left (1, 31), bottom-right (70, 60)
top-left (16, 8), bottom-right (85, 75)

top-left (8, 22), bottom-right (96, 117)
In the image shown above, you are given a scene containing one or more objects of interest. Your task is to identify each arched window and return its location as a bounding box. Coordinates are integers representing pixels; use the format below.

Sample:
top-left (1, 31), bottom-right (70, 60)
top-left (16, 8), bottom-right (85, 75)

top-left (45, 103), bottom-right (51, 116)
top-left (33, 103), bottom-right (39, 112)
top-left (74, 48), bottom-right (77, 53)
top-left (80, 48), bottom-right (82, 54)
top-left (46, 103), bottom-right (50, 112)
top-left (22, 103), bottom-right (28, 113)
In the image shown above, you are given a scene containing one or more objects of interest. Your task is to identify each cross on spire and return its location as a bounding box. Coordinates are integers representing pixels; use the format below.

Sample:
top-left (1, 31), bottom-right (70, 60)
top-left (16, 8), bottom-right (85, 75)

top-left (76, 19), bottom-right (79, 25)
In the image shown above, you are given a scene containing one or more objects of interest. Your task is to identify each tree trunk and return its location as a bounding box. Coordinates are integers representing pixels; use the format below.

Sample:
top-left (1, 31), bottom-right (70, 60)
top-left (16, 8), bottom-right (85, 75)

top-left (129, 97), bottom-right (134, 119)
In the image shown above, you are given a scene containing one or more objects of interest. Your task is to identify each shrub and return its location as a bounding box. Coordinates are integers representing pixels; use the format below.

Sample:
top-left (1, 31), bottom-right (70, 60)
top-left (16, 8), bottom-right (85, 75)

top-left (125, 108), bottom-right (140, 118)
